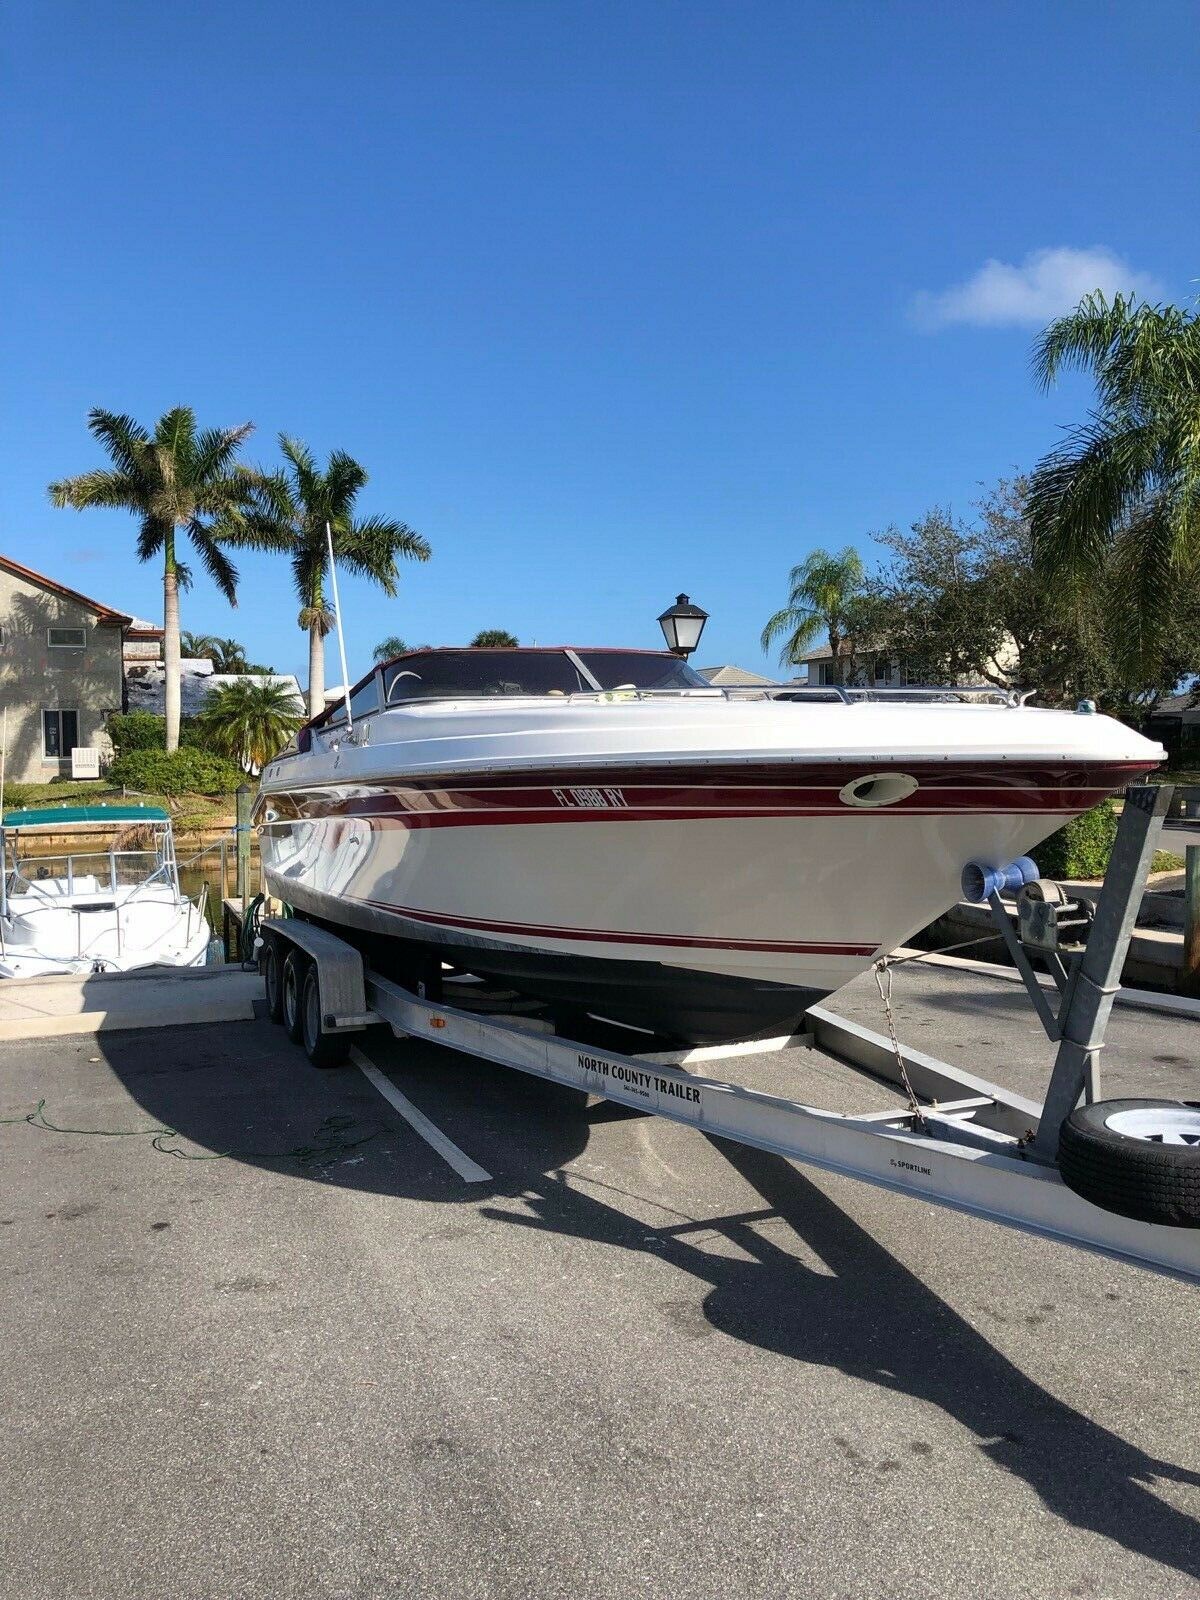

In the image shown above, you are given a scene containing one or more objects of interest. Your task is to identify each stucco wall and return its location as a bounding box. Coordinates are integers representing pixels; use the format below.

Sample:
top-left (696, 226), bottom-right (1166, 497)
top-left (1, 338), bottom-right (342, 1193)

top-left (0, 568), bottom-right (124, 783)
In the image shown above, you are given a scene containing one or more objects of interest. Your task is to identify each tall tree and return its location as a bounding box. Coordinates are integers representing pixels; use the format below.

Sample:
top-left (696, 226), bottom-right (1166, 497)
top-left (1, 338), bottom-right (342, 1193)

top-left (760, 547), bottom-right (865, 681)
top-left (180, 630), bottom-right (219, 659)
top-left (207, 636), bottom-right (250, 673)
top-left (198, 679), bottom-right (303, 772)
top-left (49, 408), bottom-right (261, 749)
top-left (247, 437), bottom-right (430, 716)
top-left (867, 477), bottom-right (1200, 710)
top-left (470, 629), bottom-right (519, 647)
top-left (1027, 292), bottom-right (1200, 677)
top-left (868, 507), bottom-right (1006, 687)
top-left (373, 635), bottom-right (410, 663)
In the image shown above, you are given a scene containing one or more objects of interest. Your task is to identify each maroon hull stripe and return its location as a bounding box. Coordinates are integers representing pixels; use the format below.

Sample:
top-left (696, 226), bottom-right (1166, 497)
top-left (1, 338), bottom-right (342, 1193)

top-left (259, 760), bottom-right (1145, 830)
top-left (361, 897), bottom-right (878, 957)
top-left (261, 799), bottom-right (1103, 830)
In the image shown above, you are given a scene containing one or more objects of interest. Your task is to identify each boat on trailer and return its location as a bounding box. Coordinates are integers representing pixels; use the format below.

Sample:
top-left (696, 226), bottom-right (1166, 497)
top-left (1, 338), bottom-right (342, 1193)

top-left (255, 646), bottom-right (1164, 1045)
top-left (0, 804), bottom-right (211, 978)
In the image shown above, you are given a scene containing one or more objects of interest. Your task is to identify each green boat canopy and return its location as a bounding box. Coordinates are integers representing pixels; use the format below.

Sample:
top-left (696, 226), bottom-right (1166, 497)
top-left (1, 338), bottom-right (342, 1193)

top-left (1, 804), bottom-right (171, 830)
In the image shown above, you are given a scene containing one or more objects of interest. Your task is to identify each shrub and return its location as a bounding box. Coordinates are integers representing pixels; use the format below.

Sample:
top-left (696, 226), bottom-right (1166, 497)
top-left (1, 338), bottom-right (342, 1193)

top-left (107, 711), bottom-right (167, 755)
top-left (1034, 799), bottom-right (1119, 880)
top-left (108, 747), bottom-right (244, 797)
top-left (107, 711), bottom-right (204, 755)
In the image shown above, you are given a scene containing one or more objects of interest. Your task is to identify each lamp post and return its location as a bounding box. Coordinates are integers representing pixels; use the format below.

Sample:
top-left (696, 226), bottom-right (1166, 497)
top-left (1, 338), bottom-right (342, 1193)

top-left (657, 594), bottom-right (708, 659)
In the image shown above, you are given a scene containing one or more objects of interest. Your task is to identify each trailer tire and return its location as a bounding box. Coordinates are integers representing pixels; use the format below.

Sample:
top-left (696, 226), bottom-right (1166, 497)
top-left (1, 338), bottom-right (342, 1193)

top-left (301, 965), bottom-right (351, 1068)
top-left (282, 948), bottom-right (307, 1045)
top-left (1058, 1099), bottom-right (1200, 1227)
top-left (261, 937), bottom-right (285, 1024)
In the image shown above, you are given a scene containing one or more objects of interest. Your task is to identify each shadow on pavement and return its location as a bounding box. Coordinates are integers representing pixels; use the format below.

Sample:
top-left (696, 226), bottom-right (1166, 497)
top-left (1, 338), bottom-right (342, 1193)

top-left (483, 1139), bottom-right (1200, 1583)
top-left (92, 1017), bottom-right (592, 1200)
top-left (65, 1016), bottom-right (1200, 1577)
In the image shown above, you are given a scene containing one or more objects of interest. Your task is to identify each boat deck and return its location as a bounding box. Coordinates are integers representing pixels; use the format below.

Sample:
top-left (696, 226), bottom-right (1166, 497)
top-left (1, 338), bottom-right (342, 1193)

top-left (0, 959), bottom-right (1197, 1598)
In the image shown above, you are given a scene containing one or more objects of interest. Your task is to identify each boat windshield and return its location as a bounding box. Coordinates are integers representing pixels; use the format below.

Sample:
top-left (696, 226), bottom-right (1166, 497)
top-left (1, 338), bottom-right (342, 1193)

top-left (4, 822), bottom-right (174, 899)
top-left (380, 649), bottom-right (707, 705)
top-left (576, 652), bottom-right (707, 691)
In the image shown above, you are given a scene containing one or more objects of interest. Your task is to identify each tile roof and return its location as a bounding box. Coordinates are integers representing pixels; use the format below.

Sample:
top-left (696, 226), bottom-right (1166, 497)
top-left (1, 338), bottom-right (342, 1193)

top-left (697, 664), bottom-right (779, 686)
top-left (0, 553), bottom-right (132, 624)
top-left (124, 662), bottom-right (304, 717)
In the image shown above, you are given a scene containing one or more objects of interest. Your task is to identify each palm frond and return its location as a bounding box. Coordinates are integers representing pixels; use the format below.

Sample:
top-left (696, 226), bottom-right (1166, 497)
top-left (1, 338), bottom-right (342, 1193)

top-left (193, 422), bottom-right (255, 483)
top-left (154, 406), bottom-right (197, 459)
top-left (48, 469), bottom-right (144, 511)
top-left (188, 525), bottom-right (239, 604)
top-left (354, 514), bottom-right (430, 562)
top-left (324, 448), bottom-right (368, 512)
top-left (1106, 499), bottom-right (1180, 678)
top-left (84, 409), bottom-right (151, 479)
top-left (1028, 415), bottom-right (1158, 577)
top-left (279, 435), bottom-right (321, 510)
top-left (760, 605), bottom-right (821, 663)
top-left (136, 516), bottom-right (169, 562)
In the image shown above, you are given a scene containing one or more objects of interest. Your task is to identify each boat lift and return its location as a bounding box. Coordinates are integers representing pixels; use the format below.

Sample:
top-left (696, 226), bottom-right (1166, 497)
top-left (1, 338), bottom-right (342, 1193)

top-left (257, 783), bottom-right (1200, 1285)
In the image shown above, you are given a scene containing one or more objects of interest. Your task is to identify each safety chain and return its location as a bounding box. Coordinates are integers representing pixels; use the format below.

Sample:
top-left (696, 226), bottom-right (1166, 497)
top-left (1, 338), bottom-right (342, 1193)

top-left (873, 958), bottom-right (927, 1128)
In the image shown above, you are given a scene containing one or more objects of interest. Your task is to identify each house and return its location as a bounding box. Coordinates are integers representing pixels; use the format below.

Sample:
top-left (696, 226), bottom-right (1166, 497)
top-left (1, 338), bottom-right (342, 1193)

top-left (120, 622), bottom-right (303, 716)
top-left (1145, 691), bottom-right (1200, 762)
top-left (697, 665), bottom-right (779, 688)
top-left (789, 635), bottom-right (1019, 689)
top-left (788, 642), bottom-right (908, 688)
top-left (124, 656), bottom-right (303, 717)
top-left (0, 554), bottom-right (131, 783)
top-left (0, 552), bottom-right (303, 784)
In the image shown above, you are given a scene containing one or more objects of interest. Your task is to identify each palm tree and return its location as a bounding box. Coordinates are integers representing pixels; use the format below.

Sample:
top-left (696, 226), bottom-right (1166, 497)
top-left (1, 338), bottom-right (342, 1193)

top-left (207, 636), bottom-right (250, 673)
top-left (49, 407), bottom-right (263, 750)
top-left (197, 679), bottom-right (303, 772)
top-left (248, 436), bottom-right (430, 716)
top-left (373, 634), bottom-right (410, 663)
top-left (760, 546), bottom-right (865, 681)
top-left (1028, 292), bottom-right (1200, 676)
top-left (179, 633), bottom-right (267, 672)
top-left (180, 630), bottom-right (219, 659)
top-left (470, 628), bottom-right (519, 647)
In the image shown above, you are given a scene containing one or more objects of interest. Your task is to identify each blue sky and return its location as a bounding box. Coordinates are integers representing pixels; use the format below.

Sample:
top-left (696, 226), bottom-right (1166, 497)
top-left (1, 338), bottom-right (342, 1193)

top-left (1, 1), bottom-right (1193, 684)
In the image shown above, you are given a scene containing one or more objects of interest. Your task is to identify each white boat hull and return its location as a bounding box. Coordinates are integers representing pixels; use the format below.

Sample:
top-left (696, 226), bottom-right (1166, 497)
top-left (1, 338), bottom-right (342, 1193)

top-left (260, 739), bottom-right (1153, 1040)
top-left (0, 885), bottom-right (211, 980)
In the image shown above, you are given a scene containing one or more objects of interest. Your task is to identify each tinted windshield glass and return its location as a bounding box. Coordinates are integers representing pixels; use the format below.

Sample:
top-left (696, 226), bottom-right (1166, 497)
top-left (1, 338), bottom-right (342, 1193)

top-left (578, 651), bottom-right (708, 690)
top-left (383, 651), bottom-right (589, 703)
top-left (350, 677), bottom-right (380, 718)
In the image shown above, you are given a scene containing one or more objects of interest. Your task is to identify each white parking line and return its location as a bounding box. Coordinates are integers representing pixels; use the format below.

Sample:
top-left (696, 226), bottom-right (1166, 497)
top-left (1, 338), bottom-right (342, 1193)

top-left (350, 1045), bottom-right (493, 1183)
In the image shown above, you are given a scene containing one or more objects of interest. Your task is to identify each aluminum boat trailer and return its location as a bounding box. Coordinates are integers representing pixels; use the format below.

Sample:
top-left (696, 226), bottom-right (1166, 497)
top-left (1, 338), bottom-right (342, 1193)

top-left (257, 784), bottom-right (1200, 1285)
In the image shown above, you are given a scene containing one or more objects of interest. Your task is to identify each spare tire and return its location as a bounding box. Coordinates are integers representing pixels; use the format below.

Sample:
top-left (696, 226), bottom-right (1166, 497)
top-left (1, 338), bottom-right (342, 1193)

top-left (1058, 1099), bottom-right (1200, 1227)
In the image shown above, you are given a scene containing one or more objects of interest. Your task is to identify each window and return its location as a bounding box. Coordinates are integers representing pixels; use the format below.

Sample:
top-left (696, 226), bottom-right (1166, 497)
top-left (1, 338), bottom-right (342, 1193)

top-left (42, 709), bottom-right (80, 759)
top-left (349, 676), bottom-right (380, 719)
top-left (47, 627), bottom-right (86, 649)
top-left (576, 652), bottom-right (708, 691)
top-left (382, 650), bottom-right (589, 705)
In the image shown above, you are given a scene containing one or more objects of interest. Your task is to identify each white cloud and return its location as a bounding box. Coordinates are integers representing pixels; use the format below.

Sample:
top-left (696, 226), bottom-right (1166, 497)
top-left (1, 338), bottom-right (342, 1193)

top-left (910, 247), bottom-right (1162, 330)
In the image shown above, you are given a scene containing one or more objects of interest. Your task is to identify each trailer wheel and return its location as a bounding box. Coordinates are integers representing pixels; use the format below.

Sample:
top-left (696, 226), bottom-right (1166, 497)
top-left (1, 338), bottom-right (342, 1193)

top-left (282, 948), bottom-right (308, 1045)
top-left (261, 937), bottom-right (285, 1024)
top-left (301, 965), bottom-right (351, 1068)
top-left (1058, 1099), bottom-right (1200, 1227)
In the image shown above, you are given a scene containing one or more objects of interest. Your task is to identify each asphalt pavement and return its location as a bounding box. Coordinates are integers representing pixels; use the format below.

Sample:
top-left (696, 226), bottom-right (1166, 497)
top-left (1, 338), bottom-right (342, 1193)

top-left (1, 962), bottom-right (1198, 1600)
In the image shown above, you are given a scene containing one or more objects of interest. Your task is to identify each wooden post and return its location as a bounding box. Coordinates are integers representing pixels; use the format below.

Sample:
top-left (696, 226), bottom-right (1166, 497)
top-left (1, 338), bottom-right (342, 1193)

top-left (235, 784), bottom-right (252, 907)
top-left (1186, 844), bottom-right (1200, 995)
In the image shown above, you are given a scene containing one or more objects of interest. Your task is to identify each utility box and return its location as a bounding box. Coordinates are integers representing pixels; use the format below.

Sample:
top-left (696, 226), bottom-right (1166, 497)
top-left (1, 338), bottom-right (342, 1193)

top-left (70, 747), bottom-right (101, 779)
